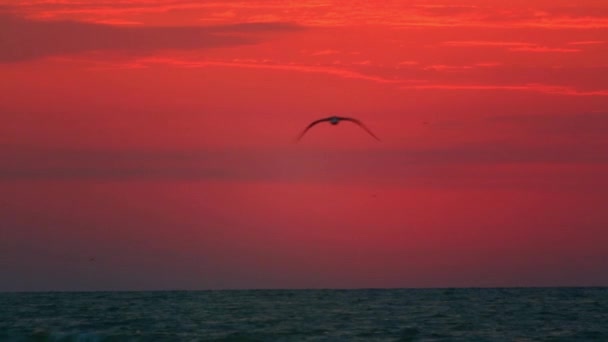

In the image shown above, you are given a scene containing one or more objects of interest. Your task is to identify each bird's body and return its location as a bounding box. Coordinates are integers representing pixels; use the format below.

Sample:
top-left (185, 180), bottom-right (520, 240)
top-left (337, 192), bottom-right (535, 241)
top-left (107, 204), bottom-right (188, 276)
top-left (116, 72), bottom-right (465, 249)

top-left (296, 115), bottom-right (380, 141)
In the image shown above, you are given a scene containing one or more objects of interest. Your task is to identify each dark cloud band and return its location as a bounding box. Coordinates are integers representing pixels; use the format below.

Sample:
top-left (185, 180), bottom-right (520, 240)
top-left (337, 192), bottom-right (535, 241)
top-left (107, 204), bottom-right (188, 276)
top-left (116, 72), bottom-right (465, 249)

top-left (0, 14), bottom-right (303, 62)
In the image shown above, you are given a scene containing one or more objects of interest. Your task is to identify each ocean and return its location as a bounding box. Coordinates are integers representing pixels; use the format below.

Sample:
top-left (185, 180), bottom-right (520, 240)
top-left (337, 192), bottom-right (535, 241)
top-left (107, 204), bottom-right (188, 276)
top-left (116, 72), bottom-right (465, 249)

top-left (1, 287), bottom-right (606, 341)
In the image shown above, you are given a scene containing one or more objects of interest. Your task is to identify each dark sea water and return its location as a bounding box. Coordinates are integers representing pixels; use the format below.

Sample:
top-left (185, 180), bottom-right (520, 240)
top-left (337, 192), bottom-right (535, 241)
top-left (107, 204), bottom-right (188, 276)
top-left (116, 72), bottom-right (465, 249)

top-left (1, 287), bottom-right (607, 341)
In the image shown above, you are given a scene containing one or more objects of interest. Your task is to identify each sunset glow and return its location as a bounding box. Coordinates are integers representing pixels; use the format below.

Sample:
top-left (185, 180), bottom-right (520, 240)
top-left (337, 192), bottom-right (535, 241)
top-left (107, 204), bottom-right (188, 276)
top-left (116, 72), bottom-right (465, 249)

top-left (1, 0), bottom-right (607, 291)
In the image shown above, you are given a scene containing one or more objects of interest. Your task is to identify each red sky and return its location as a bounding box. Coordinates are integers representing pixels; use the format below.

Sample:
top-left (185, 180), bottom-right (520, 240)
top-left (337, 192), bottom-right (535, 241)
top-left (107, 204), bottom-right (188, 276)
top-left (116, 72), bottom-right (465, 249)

top-left (1, 0), bottom-right (607, 291)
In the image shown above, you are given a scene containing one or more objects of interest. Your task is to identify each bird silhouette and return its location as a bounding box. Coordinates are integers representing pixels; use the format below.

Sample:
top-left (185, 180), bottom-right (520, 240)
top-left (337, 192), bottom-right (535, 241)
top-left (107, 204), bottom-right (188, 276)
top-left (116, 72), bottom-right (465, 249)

top-left (296, 116), bottom-right (380, 142)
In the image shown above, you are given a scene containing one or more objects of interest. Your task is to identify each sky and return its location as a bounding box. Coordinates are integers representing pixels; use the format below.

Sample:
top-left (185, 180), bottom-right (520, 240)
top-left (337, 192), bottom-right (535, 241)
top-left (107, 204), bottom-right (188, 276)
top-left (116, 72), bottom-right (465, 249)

top-left (1, 0), bottom-right (607, 291)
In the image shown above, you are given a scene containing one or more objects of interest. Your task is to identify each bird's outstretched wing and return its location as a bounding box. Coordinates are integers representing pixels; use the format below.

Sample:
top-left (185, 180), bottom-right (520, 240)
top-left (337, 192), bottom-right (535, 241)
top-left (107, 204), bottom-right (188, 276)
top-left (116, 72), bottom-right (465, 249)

top-left (338, 117), bottom-right (381, 141)
top-left (295, 117), bottom-right (331, 142)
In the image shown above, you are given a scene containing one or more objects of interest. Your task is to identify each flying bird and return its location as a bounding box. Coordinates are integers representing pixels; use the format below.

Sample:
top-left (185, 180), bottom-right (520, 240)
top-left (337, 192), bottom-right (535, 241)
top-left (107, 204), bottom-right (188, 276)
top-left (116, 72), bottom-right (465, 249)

top-left (296, 116), bottom-right (380, 142)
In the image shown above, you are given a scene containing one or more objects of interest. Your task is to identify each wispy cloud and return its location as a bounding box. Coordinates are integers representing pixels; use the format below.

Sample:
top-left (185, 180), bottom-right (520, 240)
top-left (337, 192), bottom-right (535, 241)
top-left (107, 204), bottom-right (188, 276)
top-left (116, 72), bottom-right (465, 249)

top-left (519, 16), bottom-right (608, 29)
top-left (60, 55), bottom-right (608, 96)
top-left (87, 18), bottom-right (143, 26)
top-left (474, 62), bottom-right (503, 67)
top-left (108, 57), bottom-right (417, 84)
top-left (508, 46), bottom-right (580, 53)
top-left (443, 41), bottom-right (535, 47)
top-left (402, 83), bottom-right (608, 96)
top-left (397, 60), bottom-right (419, 66)
top-left (423, 64), bottom-right (473, 72)
top-left (567, 40), bottom-right (605, 45)
top-left (442, 40), bottom-right (582, 53)
top-left (0, 13), bottom-right (302, 62)
top-left (6, 1), bottom-right (608, 29)
top-left (1, 1), bottom-right (331, 22)
top-left (310, 49), bottom-right (340, 56)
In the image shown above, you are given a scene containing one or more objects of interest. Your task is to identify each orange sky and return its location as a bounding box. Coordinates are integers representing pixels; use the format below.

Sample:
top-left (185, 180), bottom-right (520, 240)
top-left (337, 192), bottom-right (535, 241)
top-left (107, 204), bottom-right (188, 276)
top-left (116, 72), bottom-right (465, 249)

top-left (1, 0), bottom-right (608, 291)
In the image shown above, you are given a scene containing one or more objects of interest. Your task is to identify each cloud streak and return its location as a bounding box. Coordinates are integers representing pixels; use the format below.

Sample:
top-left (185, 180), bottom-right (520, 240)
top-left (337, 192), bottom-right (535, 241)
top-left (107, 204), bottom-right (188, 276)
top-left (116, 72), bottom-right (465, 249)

top-left (67, 56), bottom-right (608, 96)
top-left (442, 40), bottom-right (582, 53)
top-left (401, 83), bottom-right (608, 96)
top-left (108, 57), bottom-right (416, 84)
top-left (6, 1), bottom-right (608, 29)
